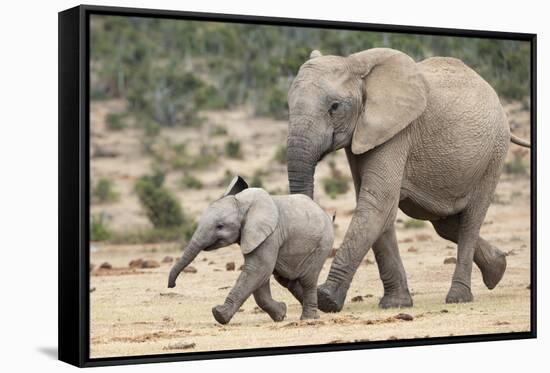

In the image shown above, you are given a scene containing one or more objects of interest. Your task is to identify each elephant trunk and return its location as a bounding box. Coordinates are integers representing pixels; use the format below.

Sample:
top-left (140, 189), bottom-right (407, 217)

top-left (287, 127), bottom-right (328, 198)
top-left (168, 239), bottom-right (201, 288)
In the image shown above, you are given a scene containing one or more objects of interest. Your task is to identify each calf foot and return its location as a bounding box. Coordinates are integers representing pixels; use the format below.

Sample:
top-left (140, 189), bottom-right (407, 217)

top-left (212, 304), bottom-right (234, 325)
top-left (300, 309), bottom-right (320, 320)
top-left (445, 283), bottom-right (473, 304)
top-left (317, 282), bottom-right (348, 313)
top-left (267, 302), bottom-right (287, 322)
top-left (379, 290), bottom-right (413, 309)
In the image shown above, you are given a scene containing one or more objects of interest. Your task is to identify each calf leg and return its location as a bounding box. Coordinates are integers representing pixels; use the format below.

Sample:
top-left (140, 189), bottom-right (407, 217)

top-left (253, 279), bottom-right (287, 322)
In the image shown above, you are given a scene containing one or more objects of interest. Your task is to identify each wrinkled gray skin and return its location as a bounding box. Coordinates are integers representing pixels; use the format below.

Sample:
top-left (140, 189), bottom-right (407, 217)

top-left (168, 188), bottom-right (334, 324)
top-left (286, 48), bottom-right (531, 312)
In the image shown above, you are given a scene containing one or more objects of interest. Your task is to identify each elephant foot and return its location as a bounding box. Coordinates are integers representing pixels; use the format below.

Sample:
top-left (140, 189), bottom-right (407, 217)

top-left (317, 282), bottom-right (347, 313)
top-left (212, 304), bottom-right (234, 325)
top-left (267, 302), bottom-right (287, 322)
top-left (445, 283), bottom-right (473, 304)
top-left (300, 310), bottom-right (320, 320)
top-left (479, 248), bottom-right (507, 290)
top-left (379, 291), bottom-right (413, 309)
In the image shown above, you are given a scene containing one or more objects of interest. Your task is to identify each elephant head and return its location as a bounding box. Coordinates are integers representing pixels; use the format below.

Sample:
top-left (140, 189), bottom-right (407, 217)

top-left (167, 188), bottom-right (279, 288)
top-left (287, 48), bottom-right (429, 198)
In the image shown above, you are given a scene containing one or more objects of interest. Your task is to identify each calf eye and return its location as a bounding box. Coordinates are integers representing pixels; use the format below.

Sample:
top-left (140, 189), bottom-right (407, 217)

top-left (216, 223), bottom-right (224, 230)
top-left (329, 102), bottom-right (339, 115)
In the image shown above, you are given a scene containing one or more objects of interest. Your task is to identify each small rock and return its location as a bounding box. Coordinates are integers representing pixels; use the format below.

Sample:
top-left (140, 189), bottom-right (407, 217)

top-left (90, 287), bottom-right (96, 293)
top-left (387, 336), bottom-right (398, 340)
top-left (99, 262), bottom-right (112, 270)
top-left (163, 342), bottom-right (196, 350)
top-left (351, 295), bottom-right (364, 302)
top-left (440, 309), bottom-right (449, 313)
top-left (407, 247), bottom-right (418, 253)
top-left (183, 266), bottom-right (197, 273)
top-left (252, 306), bottom-right (264, 314)
top-left (443, 257), bottom-right (457, 264)
top-left (162, 256), bottom-right (174, 263)
top-left (395, 313), bottom-right (414, 321)
top-left (415, 233), bottom-right (432, 242)
top-left (329, 248), bottom-right (338, 258)
top-left (365, 258), bottom-right (374, 265)
top-left (494, 321), bottom-right (510, 326)
top-left (526, 284), bottom-right (531, 289)
top-left (214, 269), bottom-right (222, 272)
top-left (141, 260), bottom-right (160, 269)
top-left (162, 316), bottom-right (174, 322)
top-left (238, 264), bottom-right (245, 271)
top-left (218, 286), bottom-right (231, 290)
top-left (237, 308), bottom-right (244, 313)
top-left (226, 262), bottom-right (236, 271)
top-left (208, 261), bottom-right (215, 265)
top-left (202, 257), bottom-right (208, 262)
top-left (129, 259), bottom-right (144, 268)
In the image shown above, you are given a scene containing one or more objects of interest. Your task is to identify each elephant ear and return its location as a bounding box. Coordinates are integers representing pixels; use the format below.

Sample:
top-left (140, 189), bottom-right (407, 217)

top-left (349, 48), bottom-right (429, 154)
top-left (235, 188), bottom-right (279, 255)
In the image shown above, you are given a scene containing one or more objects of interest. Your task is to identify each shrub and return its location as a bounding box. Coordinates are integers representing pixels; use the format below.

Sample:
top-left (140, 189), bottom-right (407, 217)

top-left (135, 171), bottom-right (185, 228)
top-left (91, 178), bottom-right (119, 203)
top-left (404, 218), bottom-right (426, 229)
top-left (210, 125), bottom-right (228, 137)
top-left (504, 154), bottom-right (529, 175)
top-left (323, 178), bottom-right (350, 199)
top-left (273, 144), bottom-right (287, 164)
top-left (105, 113), bottom-right (126, 131)
top-left (109, 224), bottom-right (196, 244)
top-left (322, 159), bottom-right (350, 199)
top-left (90, 214), bottom-right (110, 241)
top-left (219, 169), bottom-right (234, 187)
top-left (250, 170), bottom-right (265, 188)
top-left (224, 140), bottom-right (242, 159)
top-left (179, 173), bottom-right (203, 190)
top-left (171, 144), bottom-right (219, 171)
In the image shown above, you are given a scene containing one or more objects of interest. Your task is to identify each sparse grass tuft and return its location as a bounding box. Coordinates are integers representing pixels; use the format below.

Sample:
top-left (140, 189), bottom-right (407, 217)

top-left (273, 144), bottom-right (287, 164)
top-left (210, 125), bottom-right (228, 137)
top-left (179, 173), bottom-right (203, 190)
top-left (404, 218), bottom-right (426, 229)
top-left (105, 113), bottom-right (127, 131)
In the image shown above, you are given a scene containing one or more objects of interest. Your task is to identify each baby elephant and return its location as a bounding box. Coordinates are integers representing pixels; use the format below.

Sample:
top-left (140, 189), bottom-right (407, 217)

top-left (168, 187), bottom-right (334, 324)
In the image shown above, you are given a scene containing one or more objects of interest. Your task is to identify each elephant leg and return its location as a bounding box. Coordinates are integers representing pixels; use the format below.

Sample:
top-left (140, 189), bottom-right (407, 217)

top-left (253, 279), bottom-right (287, 322)
top-left (432, 216), bottom-right (507, 290)
top-left (273, 272), bottom-right (303, 304)
top-left (299, 274), bottom-right (320, 320)
top-left (212, 251), bottom-right (275, 324)
top-left (373, 225), bottom-right (413, 309)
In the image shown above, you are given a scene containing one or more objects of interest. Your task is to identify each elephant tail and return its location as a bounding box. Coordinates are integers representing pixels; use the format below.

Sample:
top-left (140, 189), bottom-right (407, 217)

top-left (510, 133), bottom-right (531, 148)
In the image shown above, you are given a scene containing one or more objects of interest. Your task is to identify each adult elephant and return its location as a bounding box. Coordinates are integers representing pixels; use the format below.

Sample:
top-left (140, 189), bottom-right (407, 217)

top-left (286, 48), bottom-right (530, 312)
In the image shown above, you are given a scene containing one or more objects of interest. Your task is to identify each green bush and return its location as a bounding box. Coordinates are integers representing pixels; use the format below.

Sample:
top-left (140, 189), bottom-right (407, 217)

top-left (322, 160), bottom-right (350, 199)
top-left (105, 113), bottom-right (126, 131)
top-left (90, 214), bottom-right (110, 241)
top-left (504, 154), bottom-right (529, 175)
top-left (250, 170), bottom-right (265, 188)
top-left (179, 173), bottom-right (203, 190)
top-left (91, 178), bottom-right (119, 203)
top-left (210, 125), bottom-right (228, 137)
top-left (135, 171), bottom-right (185, 228)
top-left (404, 218), bottom-right (426, 229)
top-left (273, 144), bottom-right (287, 164)
top-left (224, 140), bottom-right (242, 159)
top-left (109, 225), bottom-right (196, 244)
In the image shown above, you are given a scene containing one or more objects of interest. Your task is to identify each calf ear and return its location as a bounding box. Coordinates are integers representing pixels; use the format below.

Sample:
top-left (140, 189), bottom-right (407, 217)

top-left (235, 188), bottom-right (279, 255)
top-left (223, 175), bottom-right (249, 197)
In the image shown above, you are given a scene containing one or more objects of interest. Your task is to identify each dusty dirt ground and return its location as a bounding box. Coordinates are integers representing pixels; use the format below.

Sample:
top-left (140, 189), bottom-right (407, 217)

top-left (89, 100), bottom-right (532, 358)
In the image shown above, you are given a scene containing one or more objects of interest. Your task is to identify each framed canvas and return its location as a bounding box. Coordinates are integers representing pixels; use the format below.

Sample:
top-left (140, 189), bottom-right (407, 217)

top-left (58, 4), bottom-right (537, 367)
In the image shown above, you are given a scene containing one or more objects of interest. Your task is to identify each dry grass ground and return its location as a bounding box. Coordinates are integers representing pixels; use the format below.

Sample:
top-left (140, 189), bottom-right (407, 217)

top-left (89, 100), bottom-right (531, 358)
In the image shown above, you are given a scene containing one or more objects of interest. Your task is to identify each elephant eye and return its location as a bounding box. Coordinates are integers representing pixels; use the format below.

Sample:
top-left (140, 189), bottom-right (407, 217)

top-left (216, 223), bottom-right (224, 230)
top-left (329, 102), bottom-right (339, 115)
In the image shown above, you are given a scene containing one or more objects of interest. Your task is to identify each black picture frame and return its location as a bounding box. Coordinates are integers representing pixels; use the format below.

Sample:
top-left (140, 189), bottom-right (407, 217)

top-left (58, 4), bottom-right (537, 368)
